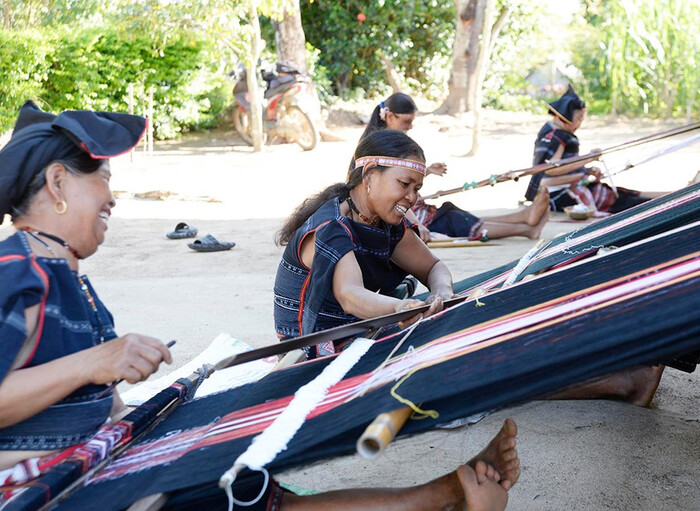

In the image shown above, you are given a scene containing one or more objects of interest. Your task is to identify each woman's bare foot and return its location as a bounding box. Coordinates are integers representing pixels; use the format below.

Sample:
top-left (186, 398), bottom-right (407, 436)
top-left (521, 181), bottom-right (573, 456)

top-left (526, 189), bottom-right (550, 226)
top-left (550, 365), bottom-right (665, 406)
top-left (627, 365), bottom-right (665, 406)
top-left (526, 207), bottom-right (550, 239)
top-left (458, 462), bottom-right (509, 511)
top-left (468, 419), bottom-right (520, 490)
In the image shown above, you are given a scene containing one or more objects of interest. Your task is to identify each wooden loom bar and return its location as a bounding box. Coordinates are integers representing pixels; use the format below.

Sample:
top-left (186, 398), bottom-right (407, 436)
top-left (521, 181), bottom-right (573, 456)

top-left (421, 122), bottom-right (700, 200)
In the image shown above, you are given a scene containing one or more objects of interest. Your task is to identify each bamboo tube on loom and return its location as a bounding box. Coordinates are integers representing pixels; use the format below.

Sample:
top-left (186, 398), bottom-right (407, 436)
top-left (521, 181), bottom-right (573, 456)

top-left (356, 407), bottom-right (413, 459)
top-left (355, 288), bottom-right (488, 459)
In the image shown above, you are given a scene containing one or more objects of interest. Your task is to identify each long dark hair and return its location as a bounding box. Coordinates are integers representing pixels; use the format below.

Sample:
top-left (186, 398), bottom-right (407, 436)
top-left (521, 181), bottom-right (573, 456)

top-left (277, 130), bottom-right (425, 246)
top-left (359, 93), bottom-right (417, 141)
top-left (11, 153), bottom-right (103, 220)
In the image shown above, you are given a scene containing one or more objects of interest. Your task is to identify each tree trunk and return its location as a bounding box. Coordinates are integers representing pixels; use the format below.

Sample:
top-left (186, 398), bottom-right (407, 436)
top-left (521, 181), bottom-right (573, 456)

top-left (489, 6), bottom-right (511, 53)
top-left (467, 0), bottom-right (496, 156)
top-left (3, 0), bottom-right (10, 29)
top-left (274, 0), bottom-right (308, 73)
top-left (273, 0), bottom-right (329, 137)
top-left (247, 4), bottom-right (264, 152)
top-left (436, 0), bottom-right (476, 114)
top-left (379, 51), bottom-right (403, 93)
top-left (464, 0), bottom-right (487, 113)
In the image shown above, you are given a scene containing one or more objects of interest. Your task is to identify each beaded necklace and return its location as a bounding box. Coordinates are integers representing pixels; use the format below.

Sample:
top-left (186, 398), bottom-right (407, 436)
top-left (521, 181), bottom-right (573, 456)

top-left (76, 276), bottom-right (106, 344)
top-left (346, 197), bottom-right (380, 226)
top-left (20, 227), bottom-right (82, 259)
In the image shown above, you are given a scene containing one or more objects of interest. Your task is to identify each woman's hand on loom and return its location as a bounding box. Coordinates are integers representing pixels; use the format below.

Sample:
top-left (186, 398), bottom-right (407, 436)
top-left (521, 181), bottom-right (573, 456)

top-left (81, 334), bottom-right (173, 385)
top-left (587, 166), bottom-right (603, 180)
top-left (395, 297), bottom-right (444, 329)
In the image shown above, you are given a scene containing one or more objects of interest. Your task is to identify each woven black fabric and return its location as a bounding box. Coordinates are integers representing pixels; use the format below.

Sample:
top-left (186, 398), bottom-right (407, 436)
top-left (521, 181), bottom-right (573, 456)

top-left (55, 223), bottom-right (699, 511)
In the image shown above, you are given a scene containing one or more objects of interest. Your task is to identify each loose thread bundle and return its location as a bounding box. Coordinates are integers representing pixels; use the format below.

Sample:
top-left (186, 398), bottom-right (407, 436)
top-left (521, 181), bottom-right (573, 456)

top-left (389, 368), bottom-right (439, 420)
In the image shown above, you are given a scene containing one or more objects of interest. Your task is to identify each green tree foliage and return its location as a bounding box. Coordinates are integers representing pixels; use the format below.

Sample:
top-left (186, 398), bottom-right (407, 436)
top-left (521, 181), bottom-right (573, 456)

top-left (299, 0), bottom-right (455, 97)
top-left (573, 0), bottom-right (699, 117)
top-left (0, 30), bottom-right (54, 125)
top-left (482, 0), bottom-right (551, 111)
top-left (0, 27), bottom-right (227, 137)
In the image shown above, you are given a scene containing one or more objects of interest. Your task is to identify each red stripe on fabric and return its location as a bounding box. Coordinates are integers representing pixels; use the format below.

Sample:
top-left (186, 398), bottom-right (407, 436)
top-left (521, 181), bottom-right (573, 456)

top-left (37, 443), bottom-right (83, 471)
top-left (0, 254), bottom-right (26, 263)
top-left (296, 273), bottom-right (311, 338)
top-left (21, 255), bottom-right (49, 368)
top-left (337, 220), bottom-right (354, 243)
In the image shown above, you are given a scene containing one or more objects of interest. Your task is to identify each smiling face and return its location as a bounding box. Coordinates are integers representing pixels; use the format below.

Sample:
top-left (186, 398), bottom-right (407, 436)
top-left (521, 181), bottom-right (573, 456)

top-left (385, 111), bottom-right (416, 133)
top-left (61, 161), bottom-right (115, 258)
top-left (365, 163), bottom-right (424, 225)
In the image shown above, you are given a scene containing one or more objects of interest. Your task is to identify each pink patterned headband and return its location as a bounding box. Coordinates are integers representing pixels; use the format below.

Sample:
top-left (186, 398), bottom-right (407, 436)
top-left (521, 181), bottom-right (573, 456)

top-left (354, 156), bottom-right (427, 175)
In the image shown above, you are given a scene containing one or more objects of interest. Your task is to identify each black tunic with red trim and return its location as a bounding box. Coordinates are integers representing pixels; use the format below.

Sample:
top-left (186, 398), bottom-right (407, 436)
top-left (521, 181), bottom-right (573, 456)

top-left (525, 122), bottom-right (585, 201)
top-left (0, 232), bottom-right (117, 450)
top-left (273, 197), bottom-right (416, 358)
top-left (526, 122), bottom-right (648, 213)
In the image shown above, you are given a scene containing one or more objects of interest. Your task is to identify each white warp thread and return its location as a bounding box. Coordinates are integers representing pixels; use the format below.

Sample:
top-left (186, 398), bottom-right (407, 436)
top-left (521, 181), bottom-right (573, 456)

top-left (232, 338), bottom-right (374, 471)
top-left (502, 239), bottom-right (547, 287)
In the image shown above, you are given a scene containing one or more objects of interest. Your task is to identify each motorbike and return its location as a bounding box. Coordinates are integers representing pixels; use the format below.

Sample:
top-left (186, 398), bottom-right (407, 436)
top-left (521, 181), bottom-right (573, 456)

top-left (231, 61), bottom-right (319, 151)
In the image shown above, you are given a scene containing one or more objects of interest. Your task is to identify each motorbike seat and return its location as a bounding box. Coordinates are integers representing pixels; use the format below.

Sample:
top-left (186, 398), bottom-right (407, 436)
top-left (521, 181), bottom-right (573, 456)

top-left (265, 75), bottom-right (297, 98)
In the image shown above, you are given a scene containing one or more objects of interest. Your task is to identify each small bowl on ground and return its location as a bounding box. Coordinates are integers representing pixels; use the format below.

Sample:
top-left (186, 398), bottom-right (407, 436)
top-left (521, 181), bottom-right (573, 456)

top-left (564, 205), bottom-right (595, 221)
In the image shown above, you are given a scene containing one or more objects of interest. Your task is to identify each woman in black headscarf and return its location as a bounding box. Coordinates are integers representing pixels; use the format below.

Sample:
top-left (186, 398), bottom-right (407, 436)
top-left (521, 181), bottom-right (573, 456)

top-left (526, 86), bottom-right (661, 213)
top-left (0, 101), bottom-right (172, 470)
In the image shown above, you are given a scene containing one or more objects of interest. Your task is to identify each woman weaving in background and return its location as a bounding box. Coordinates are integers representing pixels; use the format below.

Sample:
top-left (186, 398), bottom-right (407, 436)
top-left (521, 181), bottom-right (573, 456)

top-left (526, 86), bottom-right (665, 213)
top-left (361, 93), bottom-right (550, 242)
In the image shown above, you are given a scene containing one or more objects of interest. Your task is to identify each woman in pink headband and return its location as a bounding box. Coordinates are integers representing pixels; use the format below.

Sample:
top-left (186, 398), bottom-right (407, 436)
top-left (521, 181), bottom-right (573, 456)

top-left (274, 129), bottom-right (455, 359)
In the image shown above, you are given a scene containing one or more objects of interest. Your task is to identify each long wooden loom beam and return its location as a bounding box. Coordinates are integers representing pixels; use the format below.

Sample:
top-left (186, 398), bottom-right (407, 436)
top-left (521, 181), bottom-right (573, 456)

top-left (421, 122), bottom-right (700, 200)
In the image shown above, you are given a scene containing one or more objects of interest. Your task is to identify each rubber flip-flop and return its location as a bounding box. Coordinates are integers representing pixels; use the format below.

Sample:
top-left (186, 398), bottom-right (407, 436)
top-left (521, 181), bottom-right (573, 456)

top-left (166, 222), bottom-right (198, 240)
top-left (188, 234), bottom-right (236, 252)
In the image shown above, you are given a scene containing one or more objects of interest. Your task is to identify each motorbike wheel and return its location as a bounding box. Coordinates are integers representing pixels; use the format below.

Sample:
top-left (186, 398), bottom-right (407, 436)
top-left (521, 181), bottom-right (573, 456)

top-left (232, 106), bottom-right (253, 146)
top-left (285, 105), bottom-right (319, 151)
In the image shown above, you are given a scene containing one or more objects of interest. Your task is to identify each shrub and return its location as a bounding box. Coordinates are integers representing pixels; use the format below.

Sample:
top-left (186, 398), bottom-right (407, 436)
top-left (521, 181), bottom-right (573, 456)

top-left (0, 27), bottom-right (230, 138)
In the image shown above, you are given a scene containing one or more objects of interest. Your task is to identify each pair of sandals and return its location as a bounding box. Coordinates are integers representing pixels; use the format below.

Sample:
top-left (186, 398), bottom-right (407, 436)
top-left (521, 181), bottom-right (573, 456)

top-left (166, 222), bottom-right (236, 252)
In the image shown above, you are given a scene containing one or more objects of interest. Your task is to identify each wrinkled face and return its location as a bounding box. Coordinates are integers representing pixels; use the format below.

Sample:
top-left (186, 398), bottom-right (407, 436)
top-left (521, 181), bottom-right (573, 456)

top-left (385, 111), bottom-right (416, 133)
top-left (570, 108), bottom-right (586, 132)
top-left (62, 161), bottom-right (115, 257)
top-left (366, 163), bottom-right (424, 225)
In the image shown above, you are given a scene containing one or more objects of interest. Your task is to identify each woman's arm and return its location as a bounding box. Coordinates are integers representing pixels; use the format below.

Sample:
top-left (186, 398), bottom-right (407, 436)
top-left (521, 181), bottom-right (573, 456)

top-left (332, 251), bottom-right (420, 319)
top-left (541, 145), bottom-right (601, 177)
top-left (404, 209), bottom-right (431, 243)
top-left (0, 330), bottom-right (172, 428)
top-left (391, 229), bottom-right (453, 295)
top-left (540, 173), bottom-right (587, 187)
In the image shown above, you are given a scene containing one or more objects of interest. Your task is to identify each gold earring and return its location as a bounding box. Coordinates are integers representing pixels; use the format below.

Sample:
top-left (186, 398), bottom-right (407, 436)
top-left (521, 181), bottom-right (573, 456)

top-left (55, 200), bottom-right (68, 214)
top-left (366, 185), bottom-right (371, 196)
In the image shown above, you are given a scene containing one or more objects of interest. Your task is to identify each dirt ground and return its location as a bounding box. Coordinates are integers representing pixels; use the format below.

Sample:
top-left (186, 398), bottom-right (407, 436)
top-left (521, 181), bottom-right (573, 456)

top-left (1, 106), bottom-right (698, 509)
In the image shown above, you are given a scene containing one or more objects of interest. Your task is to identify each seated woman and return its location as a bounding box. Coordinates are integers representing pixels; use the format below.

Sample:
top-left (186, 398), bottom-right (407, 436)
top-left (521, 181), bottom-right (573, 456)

top-left (361, 93), bottom-right (550, 243)
top-left (0, 102), bottom-right (519, 511)
top-left (274, 129), bottom-right (454, 359)
top-left (526, 86), bottom-right (664, 213)
top-left (0, 101), bottom-right (173, 473)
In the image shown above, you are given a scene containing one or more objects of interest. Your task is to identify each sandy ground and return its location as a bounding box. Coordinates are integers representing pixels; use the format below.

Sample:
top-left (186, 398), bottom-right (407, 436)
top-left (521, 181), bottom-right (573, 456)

top-left (1, 108), bottom-right (698, 509)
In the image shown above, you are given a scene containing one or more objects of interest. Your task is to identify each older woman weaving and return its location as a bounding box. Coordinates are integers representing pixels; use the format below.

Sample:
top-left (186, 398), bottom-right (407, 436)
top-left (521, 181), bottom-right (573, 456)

top-left (274, 130), bottom-right (453, 358)
top-left (0, 102), bottom-right (520, 511)
top-left (0, 101), bottom-right (173, 473)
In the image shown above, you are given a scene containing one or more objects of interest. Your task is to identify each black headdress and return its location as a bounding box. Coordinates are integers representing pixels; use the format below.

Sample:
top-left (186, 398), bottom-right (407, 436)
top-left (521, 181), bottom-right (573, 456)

top-left (547, 85), bottom-right (586, 124)
top-left (0, 100), bottom-right (146, 223)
